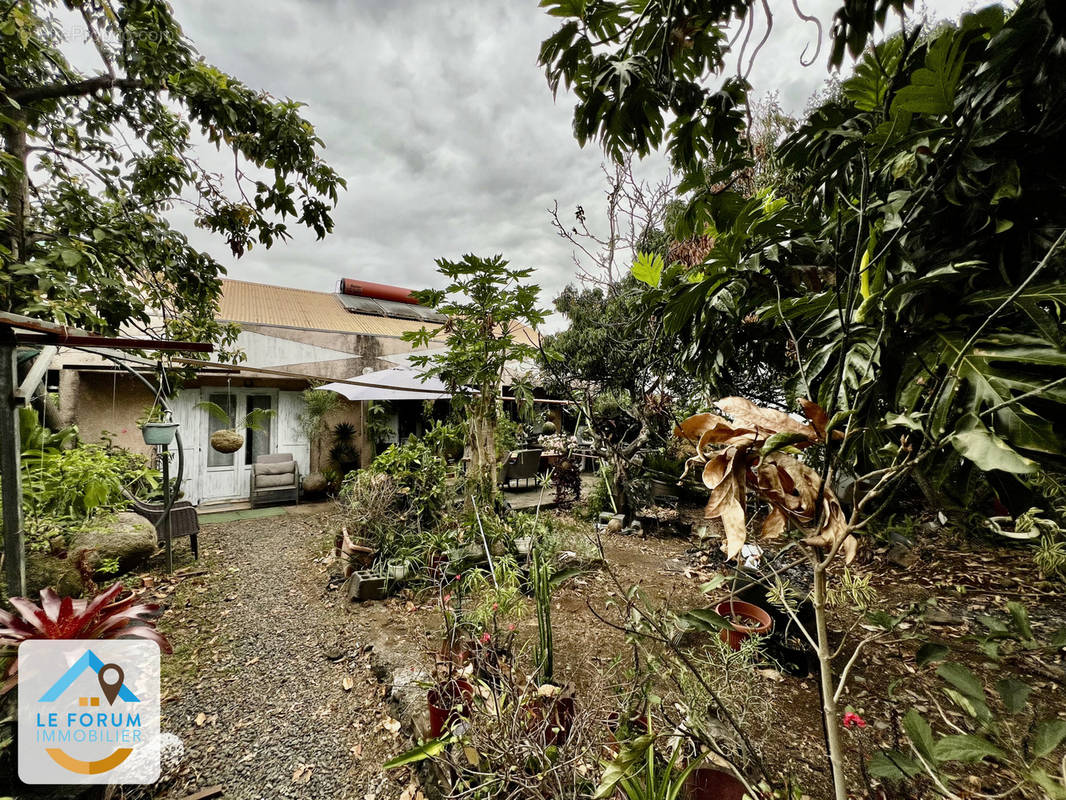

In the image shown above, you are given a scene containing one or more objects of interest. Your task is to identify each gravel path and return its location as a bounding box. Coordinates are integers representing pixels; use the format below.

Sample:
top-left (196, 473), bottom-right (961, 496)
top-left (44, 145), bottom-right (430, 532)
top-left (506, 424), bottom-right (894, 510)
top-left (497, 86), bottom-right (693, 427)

top-left (153, 509), bottom-right (405, 800)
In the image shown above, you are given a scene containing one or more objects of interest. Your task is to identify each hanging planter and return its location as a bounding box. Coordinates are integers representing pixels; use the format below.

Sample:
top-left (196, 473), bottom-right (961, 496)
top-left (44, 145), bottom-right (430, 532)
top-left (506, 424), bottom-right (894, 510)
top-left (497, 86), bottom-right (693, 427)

top-left (210, 429), bottom-right (244, 453)
top-left (197, 400), bottom-right (275, 454)
top-left (141, 421), bottom-right (179, 446)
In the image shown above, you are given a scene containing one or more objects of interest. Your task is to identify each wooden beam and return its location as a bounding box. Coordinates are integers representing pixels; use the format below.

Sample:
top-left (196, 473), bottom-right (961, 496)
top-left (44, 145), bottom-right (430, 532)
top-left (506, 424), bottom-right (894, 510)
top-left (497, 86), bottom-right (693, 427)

top-left (15, 345), bottom-right (57, 401)
top-left (0, 329), bottom-right (25, 596)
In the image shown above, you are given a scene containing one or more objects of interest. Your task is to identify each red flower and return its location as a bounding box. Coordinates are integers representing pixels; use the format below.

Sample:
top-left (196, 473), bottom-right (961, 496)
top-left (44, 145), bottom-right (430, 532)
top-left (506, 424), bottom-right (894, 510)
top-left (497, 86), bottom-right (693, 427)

top-left (843, 711), bottom-right (866, 729)
top-left (507, 623), bottom-right (516, 632)
top-left (480, 632), bottom-right (491, 644)
top-left (442, 593), bottom-right (452, 605)
top-left (491, 603), bottom-right (499, 612)
top-left (454, 574), bottom-right (461, 582)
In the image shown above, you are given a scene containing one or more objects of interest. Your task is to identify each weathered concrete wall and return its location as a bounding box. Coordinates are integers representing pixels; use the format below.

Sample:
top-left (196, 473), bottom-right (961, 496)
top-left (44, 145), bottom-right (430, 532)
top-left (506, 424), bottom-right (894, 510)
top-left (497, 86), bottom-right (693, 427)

top-left (309, 399), bottom-right (364, 474)
top-left (62, 372), bottom-right (156, 457)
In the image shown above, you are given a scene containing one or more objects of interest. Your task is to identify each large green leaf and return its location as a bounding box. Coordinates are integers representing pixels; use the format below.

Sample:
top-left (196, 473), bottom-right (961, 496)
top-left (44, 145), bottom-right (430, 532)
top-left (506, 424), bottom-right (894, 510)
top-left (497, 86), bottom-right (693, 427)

top-left (1034, 720), bottom-right (1066, 759)
top-left (995, 678), bottom-right (1031, 714)
top-left (936, 662), bottom-right (985, 701)
top-left (932, 734), bottom-right (1004, 764)
top-left (902, 709), bottom-right (937, 762)
top-left (950, 425), bottom-right (1038, 475)
top-left (892, 28), bottom-right (967, 116)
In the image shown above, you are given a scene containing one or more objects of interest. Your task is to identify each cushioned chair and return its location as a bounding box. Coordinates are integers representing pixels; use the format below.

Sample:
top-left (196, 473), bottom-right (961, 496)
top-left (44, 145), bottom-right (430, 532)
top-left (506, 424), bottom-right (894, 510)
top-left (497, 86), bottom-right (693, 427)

top-left (499, 448), bottom-right (542, 489)
top-left (124, 489), bottom-right (200, 560)
top-left (250, 453), bottom-right (300, 508)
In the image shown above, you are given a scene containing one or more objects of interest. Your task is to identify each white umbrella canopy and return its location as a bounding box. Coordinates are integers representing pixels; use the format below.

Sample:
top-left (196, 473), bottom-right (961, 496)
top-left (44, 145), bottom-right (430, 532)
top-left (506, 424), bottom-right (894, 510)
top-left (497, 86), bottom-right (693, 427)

top-left (318, 365), bottom-right (453, 402)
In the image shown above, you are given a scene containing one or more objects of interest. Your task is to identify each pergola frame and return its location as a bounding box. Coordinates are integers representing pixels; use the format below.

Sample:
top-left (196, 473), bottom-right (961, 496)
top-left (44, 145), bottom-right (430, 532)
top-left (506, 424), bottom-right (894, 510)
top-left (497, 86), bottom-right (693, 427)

top-left (0, 312), bottom-right (212, 597)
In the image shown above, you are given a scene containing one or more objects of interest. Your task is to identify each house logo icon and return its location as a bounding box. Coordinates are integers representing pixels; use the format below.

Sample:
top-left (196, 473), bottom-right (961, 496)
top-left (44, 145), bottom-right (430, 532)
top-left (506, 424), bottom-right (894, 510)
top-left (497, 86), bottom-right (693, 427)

top-left (19, 640), bottom-right (161, 784)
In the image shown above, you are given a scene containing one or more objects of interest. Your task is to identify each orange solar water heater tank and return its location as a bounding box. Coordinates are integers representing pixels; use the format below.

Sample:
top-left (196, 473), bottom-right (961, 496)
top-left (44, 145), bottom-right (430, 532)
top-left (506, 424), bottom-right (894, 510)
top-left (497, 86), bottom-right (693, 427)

top-left (339, 279), bottom-right (419, 305)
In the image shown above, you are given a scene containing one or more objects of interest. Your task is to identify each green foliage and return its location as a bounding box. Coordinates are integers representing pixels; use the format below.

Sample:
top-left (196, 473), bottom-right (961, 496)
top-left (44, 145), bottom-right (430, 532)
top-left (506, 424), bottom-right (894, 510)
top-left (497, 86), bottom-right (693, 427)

top-left (880, 604), bottom-right (1066, 796)
top-left (364, 436), bottom-right (449, 531)
top-left (403, 254), bottom-right (545, 507)
top-left (365, 401), bottom-right (393, 456)
top-left (531, 545), bottom-right (554, 684)
top-left (12, 410), bottom-right (159, 549)
top-left (601, 3), bottom-right (1066, 513)
top-left (194, 401), bottom-right (274, 432)
top-left (595, 725), bottom-right (706, 800)
top-left (1, 2), bottom-right (343, 355)
top-left (298, 388), bottom-right (341, 445)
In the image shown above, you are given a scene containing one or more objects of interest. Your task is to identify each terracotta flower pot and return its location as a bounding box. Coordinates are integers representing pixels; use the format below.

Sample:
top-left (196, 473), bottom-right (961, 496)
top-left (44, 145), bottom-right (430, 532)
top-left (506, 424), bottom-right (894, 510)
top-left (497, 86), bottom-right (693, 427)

top-left (714, 599), bottom-right (773, 651)
top-left (683, 768), bottom-right (748, 800)
top-left (427, 678), bottom-right (473, 738)
top-left (525, 686), bottom-right (576, 746)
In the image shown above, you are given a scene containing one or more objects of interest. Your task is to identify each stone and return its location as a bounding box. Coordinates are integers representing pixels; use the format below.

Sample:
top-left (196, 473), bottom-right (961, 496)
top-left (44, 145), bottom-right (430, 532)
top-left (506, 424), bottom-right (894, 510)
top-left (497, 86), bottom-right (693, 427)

top-left (886, 542), bottom-right (918, 569)
top-left (302, 472), bottom-right (327, 494)
top-left (25, 512), bottom-right (157, 596)
top-left (923, 605), bottom-right (962, 626)
top-left (70, 511), bottom-right (158, 574)
top-left (25, 551), bottom-right (84, 596)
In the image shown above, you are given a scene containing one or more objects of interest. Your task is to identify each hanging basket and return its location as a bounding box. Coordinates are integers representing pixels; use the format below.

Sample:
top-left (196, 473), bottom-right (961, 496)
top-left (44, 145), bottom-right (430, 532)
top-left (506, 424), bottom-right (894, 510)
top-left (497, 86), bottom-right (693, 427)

top-left (210, 429), bottom-right (244, 453)
top-left (141, 422), bottom-right (179, 446)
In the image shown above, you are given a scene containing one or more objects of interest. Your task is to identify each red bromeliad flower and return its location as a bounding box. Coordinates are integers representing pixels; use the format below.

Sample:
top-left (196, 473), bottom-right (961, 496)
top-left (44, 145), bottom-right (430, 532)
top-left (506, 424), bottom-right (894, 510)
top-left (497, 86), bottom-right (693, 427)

top-left (0, 583), bottom-right (171, 694)
top-left (843, 711), bottom-right (867, 729)
top-left (479, 632), bottom-right (491, 644)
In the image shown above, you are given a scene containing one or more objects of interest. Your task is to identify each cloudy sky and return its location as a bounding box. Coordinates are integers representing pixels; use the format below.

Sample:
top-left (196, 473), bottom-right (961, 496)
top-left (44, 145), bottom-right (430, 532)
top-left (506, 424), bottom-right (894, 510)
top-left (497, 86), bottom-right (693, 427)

top-left (168, 0), bottom-right (976, 325)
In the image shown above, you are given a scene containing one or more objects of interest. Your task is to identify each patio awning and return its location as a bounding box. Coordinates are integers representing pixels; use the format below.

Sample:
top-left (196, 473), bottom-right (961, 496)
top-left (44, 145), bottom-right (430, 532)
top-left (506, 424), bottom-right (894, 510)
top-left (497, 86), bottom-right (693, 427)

top-left (318, 365), bottom-right (453, 402)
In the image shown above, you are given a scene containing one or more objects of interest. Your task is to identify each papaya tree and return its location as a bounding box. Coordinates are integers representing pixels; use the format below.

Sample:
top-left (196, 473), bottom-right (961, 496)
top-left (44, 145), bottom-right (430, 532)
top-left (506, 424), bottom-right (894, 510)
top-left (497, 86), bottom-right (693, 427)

top-left (403, 254), bottom-right (545, 511)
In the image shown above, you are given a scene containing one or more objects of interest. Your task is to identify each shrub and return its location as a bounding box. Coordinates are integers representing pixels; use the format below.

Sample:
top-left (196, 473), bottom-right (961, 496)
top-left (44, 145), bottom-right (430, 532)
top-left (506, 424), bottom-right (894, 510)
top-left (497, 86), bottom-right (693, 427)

top-left (11, 410), bottom-right (160, 550)
top-left (0, 583), bottom-right (172, 693)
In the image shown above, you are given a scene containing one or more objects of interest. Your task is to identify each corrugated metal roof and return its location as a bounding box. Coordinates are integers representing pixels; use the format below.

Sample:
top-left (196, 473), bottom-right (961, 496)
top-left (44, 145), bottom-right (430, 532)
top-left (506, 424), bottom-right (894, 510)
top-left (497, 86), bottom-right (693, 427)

top-left (218, 279), bottom-right (433, 337)
top-left (218, 278), bottom-right (540, 345)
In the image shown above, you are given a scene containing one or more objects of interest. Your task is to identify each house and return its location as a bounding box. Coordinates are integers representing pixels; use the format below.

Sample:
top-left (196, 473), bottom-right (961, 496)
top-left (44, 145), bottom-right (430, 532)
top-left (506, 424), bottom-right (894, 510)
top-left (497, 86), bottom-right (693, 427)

top-left (48, 278), bottom-right (457, 506)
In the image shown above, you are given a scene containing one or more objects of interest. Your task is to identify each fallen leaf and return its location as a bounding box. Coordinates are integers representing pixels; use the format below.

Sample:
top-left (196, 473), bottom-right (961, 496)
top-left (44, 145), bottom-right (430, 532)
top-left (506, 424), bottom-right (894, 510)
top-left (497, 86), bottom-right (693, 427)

top-left (342, 675), bottom-right (354, 691)
top-left (194, 712), bottom-right (206, 727)
top-left (382, 716), bottom-right (401, 734)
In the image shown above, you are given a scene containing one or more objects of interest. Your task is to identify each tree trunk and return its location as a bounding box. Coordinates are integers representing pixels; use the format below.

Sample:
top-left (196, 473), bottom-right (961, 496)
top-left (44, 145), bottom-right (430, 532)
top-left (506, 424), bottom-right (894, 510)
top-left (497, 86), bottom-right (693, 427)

top-left (3, 107), bottom-right (28, 270)
top-left (813, 561), bottom-right (848, 800)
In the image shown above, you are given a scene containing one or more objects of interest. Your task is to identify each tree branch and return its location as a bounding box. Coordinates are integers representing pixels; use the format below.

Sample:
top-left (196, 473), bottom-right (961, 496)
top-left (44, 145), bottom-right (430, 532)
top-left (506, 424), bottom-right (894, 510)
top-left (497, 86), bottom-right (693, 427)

top-left (6, 75), bottom-right (148, 104)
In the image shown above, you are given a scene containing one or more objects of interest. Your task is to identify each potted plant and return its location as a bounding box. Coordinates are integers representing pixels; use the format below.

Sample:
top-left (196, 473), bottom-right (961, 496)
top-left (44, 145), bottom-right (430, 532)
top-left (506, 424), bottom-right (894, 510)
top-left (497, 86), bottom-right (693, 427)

top-left (682, 768), bottom-right (749, 800)
top-left (427, 672), bottom-right (474, 738)
top-left (713, 599), bottom-right (772, 651)
top-left (196, 400), bottom-right (275, 453)
top-left (595, 721), bottom-right (708, 800)
top-left (138, 405), bottom-right (179, 446)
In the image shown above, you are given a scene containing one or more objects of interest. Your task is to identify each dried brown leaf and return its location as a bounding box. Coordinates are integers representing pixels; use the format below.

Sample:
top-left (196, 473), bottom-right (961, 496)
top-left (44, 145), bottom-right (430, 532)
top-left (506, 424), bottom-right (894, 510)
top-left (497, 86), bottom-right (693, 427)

top-left (675, 413), bottom-right (732, 443)
top-left (718, 396), bottom-right (816, 440)
top-left (761, 508), bottom-right (787, 539)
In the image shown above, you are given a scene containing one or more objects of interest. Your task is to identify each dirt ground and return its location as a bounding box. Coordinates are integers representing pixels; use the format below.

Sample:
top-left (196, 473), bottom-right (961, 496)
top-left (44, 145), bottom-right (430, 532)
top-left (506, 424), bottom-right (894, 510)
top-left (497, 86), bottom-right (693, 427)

top-left (136, 504), bottom-right (1066, 800)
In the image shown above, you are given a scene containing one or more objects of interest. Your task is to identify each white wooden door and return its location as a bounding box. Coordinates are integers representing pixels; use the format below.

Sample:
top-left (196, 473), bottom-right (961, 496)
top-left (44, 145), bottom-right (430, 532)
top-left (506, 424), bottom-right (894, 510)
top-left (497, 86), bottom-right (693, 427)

top-left (169, 390), bottom-right (202, 504)
top-left (200, 389), bottom-right (279, 502)
top-left (277, 391), bottom-right (310, 476)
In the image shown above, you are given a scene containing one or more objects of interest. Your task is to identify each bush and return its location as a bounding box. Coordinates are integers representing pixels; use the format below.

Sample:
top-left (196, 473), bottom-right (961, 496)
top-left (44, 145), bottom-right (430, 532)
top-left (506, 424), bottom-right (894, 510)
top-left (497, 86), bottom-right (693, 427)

top-left (364, 435), bottom-right (449, 528)
top-left (11, 410), bottom-right (159, 551)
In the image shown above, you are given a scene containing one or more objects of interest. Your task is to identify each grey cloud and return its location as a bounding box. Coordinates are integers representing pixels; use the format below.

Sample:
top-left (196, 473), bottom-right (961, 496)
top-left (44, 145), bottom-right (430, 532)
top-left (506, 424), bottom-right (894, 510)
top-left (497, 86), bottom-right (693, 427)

top-left (174, 0), bottom-right (978, 331)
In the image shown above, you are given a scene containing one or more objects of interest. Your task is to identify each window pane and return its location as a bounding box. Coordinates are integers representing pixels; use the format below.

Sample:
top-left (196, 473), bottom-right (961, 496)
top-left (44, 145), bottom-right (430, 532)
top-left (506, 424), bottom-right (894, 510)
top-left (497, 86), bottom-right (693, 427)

top-left (245, 394), bottom-right (272, 465)
top-left (206, 393), bottom-right (236, 468)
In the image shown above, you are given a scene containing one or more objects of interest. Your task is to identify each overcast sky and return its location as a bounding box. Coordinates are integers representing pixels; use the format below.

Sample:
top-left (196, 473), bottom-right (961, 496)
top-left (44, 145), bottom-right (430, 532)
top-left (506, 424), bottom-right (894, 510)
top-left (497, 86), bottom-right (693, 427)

top-left (168, 0), bottom-right (976, 326)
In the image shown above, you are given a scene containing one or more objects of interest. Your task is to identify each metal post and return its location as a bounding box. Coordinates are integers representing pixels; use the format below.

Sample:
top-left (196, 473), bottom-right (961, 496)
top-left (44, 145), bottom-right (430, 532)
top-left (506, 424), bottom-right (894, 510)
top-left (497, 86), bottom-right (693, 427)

top-left (160, 443), bottom-right (173, 574)
top-left (1, 330), bottom-right (25, 596)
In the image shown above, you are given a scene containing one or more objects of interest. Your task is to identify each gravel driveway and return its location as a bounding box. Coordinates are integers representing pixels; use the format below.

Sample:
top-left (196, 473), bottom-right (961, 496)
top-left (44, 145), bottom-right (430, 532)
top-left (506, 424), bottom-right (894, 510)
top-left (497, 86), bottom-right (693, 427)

top-left (152, 508), bottom-right (405, 800)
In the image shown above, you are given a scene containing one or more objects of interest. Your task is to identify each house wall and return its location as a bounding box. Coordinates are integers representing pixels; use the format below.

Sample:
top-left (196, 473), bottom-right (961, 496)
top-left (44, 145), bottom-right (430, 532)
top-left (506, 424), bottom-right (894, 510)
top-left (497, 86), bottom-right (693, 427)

top-left (60, 371), bottom-right (157, 457)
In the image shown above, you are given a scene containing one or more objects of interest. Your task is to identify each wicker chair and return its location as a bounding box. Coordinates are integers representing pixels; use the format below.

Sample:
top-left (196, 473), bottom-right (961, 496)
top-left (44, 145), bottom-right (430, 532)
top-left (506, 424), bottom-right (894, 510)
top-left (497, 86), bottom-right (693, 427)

top-left (250, 453), bottom-right (301, 508)
top-left (499, 448), bottom-right (542, 489)
top-left (124, 490), bottom-right (200, 560)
